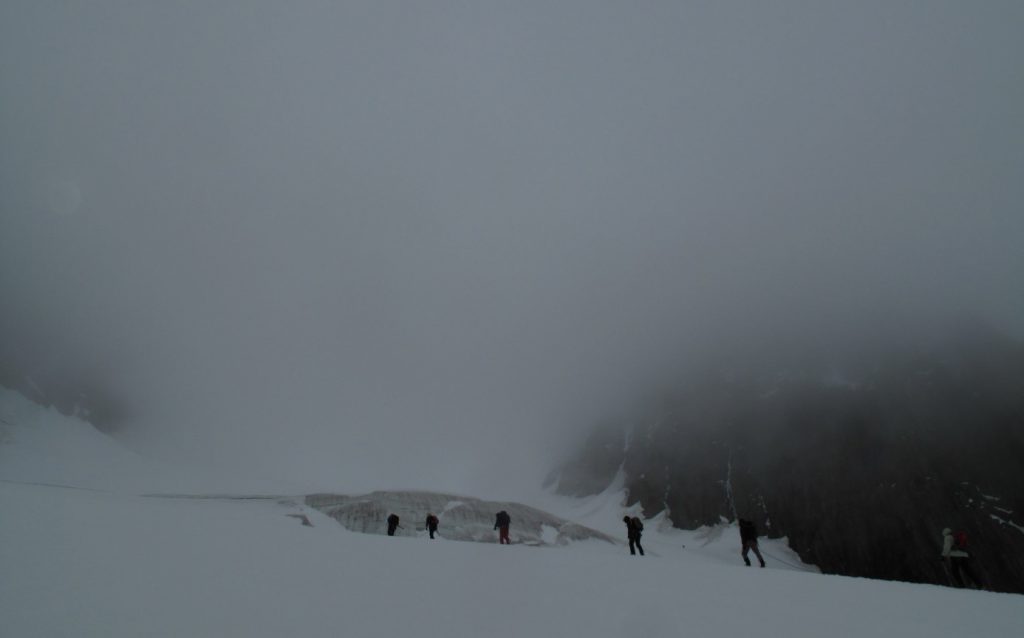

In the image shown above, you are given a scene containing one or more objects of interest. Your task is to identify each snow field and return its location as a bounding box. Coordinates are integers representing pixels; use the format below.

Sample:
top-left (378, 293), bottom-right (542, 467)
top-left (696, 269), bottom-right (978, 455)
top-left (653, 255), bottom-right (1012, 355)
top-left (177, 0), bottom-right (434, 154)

top-left (2, 387), bottom-right (1022, 637)
top-left (2, 480), bottom-right (1021, 638)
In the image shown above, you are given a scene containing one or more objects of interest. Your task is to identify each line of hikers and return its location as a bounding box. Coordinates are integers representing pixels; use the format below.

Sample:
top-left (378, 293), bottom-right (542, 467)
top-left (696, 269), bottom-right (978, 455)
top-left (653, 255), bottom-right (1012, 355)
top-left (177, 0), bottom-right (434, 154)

top-left (625, 514), bottom-right (767, 567)
top-left (387, 510), bottom-right (981, 588)
top-left (385, 509), bottom-right (764, 563)
top-left (384, 510), bottom-right (512, 543)
top-left (732, 520), bottom-right (985, 588)
top-left (731, 519), bottom-right (986, 587)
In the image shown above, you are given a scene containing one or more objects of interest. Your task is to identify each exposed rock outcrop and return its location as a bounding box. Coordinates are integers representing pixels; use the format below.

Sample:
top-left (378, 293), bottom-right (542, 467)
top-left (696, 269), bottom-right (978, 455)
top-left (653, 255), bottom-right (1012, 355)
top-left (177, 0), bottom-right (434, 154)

top-left (554, 330), bottom-right (1024, 592)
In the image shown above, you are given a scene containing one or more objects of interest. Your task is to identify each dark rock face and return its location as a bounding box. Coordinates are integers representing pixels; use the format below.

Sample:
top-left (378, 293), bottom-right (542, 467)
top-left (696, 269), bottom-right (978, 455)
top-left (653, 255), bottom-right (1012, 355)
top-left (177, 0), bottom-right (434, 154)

top-left (554, 332), bottom-right (1024, 593)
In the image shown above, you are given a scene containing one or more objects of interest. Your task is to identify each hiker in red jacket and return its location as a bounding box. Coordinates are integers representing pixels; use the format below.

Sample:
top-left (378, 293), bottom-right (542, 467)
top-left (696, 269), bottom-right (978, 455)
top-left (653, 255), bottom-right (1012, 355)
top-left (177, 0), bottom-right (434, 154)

top-left (942, 528), bottom-right (981, 588)
top-left (494, 511), bottom-right (511, 544)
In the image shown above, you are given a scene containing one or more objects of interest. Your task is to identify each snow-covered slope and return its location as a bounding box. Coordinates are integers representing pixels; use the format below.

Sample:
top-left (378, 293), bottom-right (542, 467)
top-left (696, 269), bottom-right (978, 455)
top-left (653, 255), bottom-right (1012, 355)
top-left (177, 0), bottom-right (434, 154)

top-left (0, 387), bottom-right (289, 495)
top-left (2, 388), bottom-right (1021, 637)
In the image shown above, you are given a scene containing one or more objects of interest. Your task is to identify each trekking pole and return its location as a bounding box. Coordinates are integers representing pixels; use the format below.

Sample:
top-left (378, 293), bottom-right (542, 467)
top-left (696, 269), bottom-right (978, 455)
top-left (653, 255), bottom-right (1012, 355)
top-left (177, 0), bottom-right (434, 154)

top-left (940, 558), bottom-right (956, 587)
top-left (760, 549), bottom-right (805, 570)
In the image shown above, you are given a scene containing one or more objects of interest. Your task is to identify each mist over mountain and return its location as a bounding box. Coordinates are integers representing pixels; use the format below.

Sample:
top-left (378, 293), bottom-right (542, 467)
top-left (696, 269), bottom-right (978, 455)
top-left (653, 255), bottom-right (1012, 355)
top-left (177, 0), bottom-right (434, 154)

top-left (2, 2), bottom-right (1023, 499)
top-left (552, 323), bottom-right (1024, 592)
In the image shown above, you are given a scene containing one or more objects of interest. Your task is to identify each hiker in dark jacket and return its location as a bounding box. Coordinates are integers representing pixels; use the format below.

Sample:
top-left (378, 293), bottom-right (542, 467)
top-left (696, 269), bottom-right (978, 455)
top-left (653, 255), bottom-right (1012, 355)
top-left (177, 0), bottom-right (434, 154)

top-left (425, 513), bottom-right (439, 539)
top-left (494, 511), bottom-right (511, 544)
top-left (623, 516), bottom-right (644, 556)
top-left (739, 519), bottom-right (766, 567)
top-left (942, 528), bottom-right (981, 589)
top-left (386, 513), bottom-right (400, 536)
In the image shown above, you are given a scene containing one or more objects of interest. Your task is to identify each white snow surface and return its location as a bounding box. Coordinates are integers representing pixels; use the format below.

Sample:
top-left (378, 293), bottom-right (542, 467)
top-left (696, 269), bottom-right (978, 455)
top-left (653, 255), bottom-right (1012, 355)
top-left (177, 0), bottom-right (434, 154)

top-left (2, 388), bottom-right (1022, 637)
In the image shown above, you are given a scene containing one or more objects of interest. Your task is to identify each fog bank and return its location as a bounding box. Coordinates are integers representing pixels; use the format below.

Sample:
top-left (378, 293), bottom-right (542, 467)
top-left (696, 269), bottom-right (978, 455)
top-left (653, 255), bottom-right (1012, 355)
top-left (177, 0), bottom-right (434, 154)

top-left (2, 1), bottom-right (1022, 495)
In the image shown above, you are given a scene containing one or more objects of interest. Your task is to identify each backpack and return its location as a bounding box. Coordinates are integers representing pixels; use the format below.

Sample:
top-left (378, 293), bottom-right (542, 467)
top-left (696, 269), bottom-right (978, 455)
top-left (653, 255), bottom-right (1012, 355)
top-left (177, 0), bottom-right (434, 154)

top-left (631, 517), bottom-right (643, 532)
top-left (740, 519), bottom-right (757, 538)
top-left (954, 531), bottom-right (968, 551)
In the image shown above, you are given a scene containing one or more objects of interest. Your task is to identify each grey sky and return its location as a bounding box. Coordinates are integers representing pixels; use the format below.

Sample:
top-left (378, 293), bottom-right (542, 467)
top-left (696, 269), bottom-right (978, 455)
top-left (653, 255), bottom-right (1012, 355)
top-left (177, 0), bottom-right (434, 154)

top-left (2, 1), bottom-right (1022, 496)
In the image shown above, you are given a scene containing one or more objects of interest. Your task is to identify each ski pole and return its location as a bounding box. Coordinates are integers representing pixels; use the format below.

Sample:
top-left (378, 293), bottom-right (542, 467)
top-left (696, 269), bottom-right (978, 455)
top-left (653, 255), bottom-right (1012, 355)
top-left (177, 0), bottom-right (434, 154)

top-left (760, 549), bottom-right (805, 570)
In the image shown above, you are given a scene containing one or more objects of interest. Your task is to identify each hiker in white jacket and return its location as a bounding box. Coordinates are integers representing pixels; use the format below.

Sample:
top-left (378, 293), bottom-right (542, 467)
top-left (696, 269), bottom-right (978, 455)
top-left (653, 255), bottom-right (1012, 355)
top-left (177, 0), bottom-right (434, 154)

top-left (941, 528), bottom-right (981, 589)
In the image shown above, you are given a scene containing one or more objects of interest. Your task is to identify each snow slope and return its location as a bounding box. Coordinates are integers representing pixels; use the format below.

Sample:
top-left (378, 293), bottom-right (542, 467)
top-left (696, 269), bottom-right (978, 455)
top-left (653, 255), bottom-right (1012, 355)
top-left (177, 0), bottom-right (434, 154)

top-left (0, 387), bottom-right (290, 495)
top-left (2, 388), bottom-right (1022, 637)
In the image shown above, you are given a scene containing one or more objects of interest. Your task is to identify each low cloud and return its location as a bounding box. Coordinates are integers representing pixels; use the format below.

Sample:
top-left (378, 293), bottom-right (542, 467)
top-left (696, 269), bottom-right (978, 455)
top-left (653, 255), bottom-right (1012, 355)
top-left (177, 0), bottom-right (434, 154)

top-left (2, 1), bottom-right (1022, 495)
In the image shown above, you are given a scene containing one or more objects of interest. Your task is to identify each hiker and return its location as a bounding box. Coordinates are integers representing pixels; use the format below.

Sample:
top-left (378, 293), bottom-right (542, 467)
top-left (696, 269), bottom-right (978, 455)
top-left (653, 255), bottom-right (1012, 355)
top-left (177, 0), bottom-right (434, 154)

top-left (739, 519), bottom-right (766, 567)
top-left (425, 513), bottom-right (439, 539)
top-left (494, 510), bottom-right (511, 544)
top-left (942, 528), bottom-right (981, 589)
top-left (386, 513), bottom-right (400, 536)
top-left (623, 516), bottom-right (644, 556)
